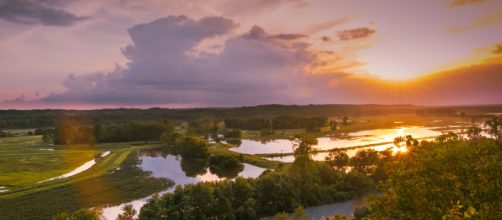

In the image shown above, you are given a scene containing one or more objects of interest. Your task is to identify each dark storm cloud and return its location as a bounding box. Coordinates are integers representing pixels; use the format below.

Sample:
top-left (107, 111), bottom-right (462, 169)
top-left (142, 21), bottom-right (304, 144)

top-left (337, 27), bottom-right (376, 41)
top-left (0, 0), bottom-right (86, 26)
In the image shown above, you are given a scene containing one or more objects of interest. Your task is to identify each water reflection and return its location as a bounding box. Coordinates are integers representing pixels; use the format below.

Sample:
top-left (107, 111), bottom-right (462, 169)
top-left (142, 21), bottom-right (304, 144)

top-left (102, 148), bottom-right (265, 219)
top-left (231, 126), bottom-right (442, 155)
top-left (139, 150), bottom-right (263, 182)
top-left (302, 197), bottom-right (366, 220)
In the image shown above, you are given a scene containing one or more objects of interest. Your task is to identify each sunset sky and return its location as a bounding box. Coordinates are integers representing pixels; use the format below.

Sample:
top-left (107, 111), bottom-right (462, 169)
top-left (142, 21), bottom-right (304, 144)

top-left (1, 0), bottom-right (501, 109)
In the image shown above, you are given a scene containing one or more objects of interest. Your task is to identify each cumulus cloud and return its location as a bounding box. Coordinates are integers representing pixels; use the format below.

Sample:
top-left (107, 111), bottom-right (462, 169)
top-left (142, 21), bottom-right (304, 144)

top-left (36, 15), bottom-right (502, 107)
top-left (492, 42), bottom-right (502, 54)
top-left (337, 27), bottom-right (376, 41)
top-left (0, 0), bottom-right (86, 26)
top-left (41, 15), bottom-right (337, 106)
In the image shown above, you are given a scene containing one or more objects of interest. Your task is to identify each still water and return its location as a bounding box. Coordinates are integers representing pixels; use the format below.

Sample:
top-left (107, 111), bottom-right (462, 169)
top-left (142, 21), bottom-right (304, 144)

top-left (102, 150), bottom-right (265, 219)
top-left (300, 197), bottom-right (366, 220)
top-left (231, 126), bottom-right (443, 156)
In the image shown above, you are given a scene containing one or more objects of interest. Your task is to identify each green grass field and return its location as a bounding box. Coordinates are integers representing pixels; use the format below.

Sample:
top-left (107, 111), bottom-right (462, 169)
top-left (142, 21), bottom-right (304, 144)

top-left (0, 135), bottom-right (172, 219)
top-left (0, 136), bottom-right (100, 188)
top-left (208, 143), bottom-right (281, 169)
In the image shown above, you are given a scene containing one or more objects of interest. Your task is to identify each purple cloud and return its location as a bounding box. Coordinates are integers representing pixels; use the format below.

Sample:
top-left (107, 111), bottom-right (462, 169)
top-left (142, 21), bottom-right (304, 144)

top-left (0, 0), bottom-right (87, 26)
top-left (337, 27), bottom-right (376, 41)
top-left (41, 15), bottom-right (335, 106)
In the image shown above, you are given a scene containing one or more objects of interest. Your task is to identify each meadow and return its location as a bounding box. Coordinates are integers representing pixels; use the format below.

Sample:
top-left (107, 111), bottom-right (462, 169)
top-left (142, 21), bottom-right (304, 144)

top-left (0, 135), bottom-right (172, 220)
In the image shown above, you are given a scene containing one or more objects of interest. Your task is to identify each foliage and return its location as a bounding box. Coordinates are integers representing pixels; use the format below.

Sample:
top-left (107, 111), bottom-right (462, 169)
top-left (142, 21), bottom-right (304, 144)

top-left (325, 150), bottom-right (350, 171)
top-left (365, 138), bottom-right (502, 220)
top-left (53, 124), bottom-right (96, 145)
top-left (224, 129), bottom-right (242, 138)
top-left (52, 208), bottom-right (102, 220)
top-left (225, 116), bottom-right (327, 131)
top-left (350, 149), bottom-right (379, 176)
top-left (51, 121), bottom-right (171, 145)
top-left (466, 126), bottom-right (482, 140)
top-left (484, 116), bottom-right (502, 140)
top-left (208, 155), bottom-right (244, 178)
top-left (117, 203), bottom-right (137, 220)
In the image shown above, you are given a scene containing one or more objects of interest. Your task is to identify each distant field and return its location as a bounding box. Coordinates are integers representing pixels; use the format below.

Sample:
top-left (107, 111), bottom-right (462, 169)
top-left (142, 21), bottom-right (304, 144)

top-left (0, 135), bottom-right (171, 219)
top-left (0, 136), bottom-right (99, 188)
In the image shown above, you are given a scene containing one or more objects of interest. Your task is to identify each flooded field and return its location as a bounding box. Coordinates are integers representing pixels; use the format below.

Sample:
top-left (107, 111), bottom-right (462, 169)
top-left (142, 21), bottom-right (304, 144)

top-left (231, 126), bottom-right (445, 155)
top-left (103, 149), bottom-right (265, 219)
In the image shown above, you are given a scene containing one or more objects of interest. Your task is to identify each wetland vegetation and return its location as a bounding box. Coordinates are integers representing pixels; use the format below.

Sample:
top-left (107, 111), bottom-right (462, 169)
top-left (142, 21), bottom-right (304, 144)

top-left (0, 105), bottom-right (501, 219)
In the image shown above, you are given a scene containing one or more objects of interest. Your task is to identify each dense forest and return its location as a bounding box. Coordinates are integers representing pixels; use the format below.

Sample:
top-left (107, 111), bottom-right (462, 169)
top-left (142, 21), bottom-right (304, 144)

top-left (2, 104), bottom-right (502, 129)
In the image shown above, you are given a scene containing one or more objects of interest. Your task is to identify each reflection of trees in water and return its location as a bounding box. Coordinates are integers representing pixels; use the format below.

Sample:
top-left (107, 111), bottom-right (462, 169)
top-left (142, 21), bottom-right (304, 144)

top-left (329, 132), bottom-right (351, 141)
top-left (260, 137), bottom-right (273, 144)
top-left (226, 138), bottom-right (242, 147)
top-left (139, 147), bottom-right (177, 158)
top-left (208, 155), bottom-right (244, 179)
top-left (180, 157), bottom-right (208, 177)
top-left (140, 146), bottom-right (245, 179)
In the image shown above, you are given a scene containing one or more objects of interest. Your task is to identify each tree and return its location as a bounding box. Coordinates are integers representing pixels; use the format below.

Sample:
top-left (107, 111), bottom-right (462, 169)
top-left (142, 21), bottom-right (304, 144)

top-left (291, 207), bottom-right (310, 220)
top-left (350, 149), bottom-right (379, 175)
top-left (117, 204), bottom-right (137, 220)
top-left (326, 214), bottom-right (348, 220)
top-left (291, 134), bottom-right (318, 160)
top-left (325, 150), bottom-right (349, 171)
top-left (208, 155), bottom-right (244, 178)
top-left (466, 126), bottom-right (482, 141)
top-left (42, 131), bottom-right (54, 144)
top-left (329, 120), bottom-right (338, 131)
top-left (435, 132), bottom-right (459, 143)
top-left (342, 116), bottom-right (349, 126)
top-left (393, 135), bottom-right (418, 149)
top-left (178, 136), bottom-right (209, 159)
top-left (52, 208), bottom-right (102, 220)
top-left (484, 117), bottom-right (502, 140)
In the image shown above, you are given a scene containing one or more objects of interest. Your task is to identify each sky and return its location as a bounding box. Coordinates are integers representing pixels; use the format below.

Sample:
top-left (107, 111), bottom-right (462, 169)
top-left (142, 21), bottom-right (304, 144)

top-left (0, 0), bottom-right (501, 109)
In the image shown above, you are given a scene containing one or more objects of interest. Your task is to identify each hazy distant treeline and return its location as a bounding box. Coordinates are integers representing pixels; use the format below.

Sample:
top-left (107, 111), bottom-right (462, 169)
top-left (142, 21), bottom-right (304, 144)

top-left (225, 116), bottom-right (327, 131)
top-left (1, 104), bottom-right (502, 128)
top-left (49, 121), bottom-right (171, 145)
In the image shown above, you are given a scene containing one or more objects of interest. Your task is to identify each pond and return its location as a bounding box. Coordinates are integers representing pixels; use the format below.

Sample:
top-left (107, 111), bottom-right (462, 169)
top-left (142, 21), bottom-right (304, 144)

top-left (102, 149), bottom-right (265, 220)
top-left (139, 154), bottom-right (266, 184)
top-left (231, 126), bottom-right (443, 155)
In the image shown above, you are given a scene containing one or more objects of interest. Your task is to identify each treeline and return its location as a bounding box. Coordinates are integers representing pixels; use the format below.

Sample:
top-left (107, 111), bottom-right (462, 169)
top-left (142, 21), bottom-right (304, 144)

top-left (3, 105), bottom-right (502, 129)
top-left (0, 105), bottom-right (418, 129)
top-left (224, 116), bottom-right (328, 131)
top-left (49, 121), bottom-right (172, 145)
